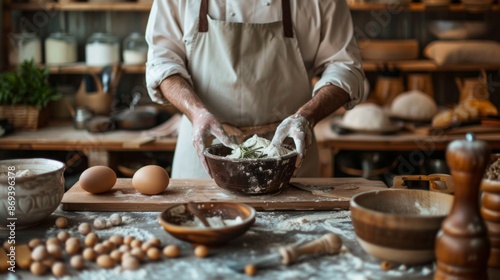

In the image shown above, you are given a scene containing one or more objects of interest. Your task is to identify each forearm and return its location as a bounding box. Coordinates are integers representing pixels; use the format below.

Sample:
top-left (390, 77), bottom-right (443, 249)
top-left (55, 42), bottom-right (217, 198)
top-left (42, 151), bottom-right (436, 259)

top-left (158, 74), bottom-right (209, 122)
top-left (296, 85), bottom-right (351, 127)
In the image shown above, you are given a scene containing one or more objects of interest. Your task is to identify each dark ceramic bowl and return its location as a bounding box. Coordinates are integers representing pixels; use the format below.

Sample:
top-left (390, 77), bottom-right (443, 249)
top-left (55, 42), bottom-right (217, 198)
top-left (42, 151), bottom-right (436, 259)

top-left (203, 144), bottom-right (297, 195)
top-left (158, 202), bottom-right (256, 246)
top-left (350, 189), bottom-right (453, 265)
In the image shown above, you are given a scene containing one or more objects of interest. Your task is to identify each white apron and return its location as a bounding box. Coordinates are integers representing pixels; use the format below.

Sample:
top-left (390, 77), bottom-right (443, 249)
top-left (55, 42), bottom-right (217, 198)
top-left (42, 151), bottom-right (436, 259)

top-left (172, 0), bottom-right (320, 178)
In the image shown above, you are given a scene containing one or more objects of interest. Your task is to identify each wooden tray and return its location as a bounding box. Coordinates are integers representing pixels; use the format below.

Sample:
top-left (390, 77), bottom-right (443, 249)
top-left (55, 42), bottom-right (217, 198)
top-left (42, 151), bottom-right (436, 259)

top-left (61, 178), bottom-right (387, 212)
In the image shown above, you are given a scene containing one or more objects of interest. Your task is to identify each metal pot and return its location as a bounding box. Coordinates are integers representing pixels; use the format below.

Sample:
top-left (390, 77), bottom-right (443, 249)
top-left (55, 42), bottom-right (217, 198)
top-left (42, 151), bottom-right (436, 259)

top-left (113, 106), bottom-right (159, 130)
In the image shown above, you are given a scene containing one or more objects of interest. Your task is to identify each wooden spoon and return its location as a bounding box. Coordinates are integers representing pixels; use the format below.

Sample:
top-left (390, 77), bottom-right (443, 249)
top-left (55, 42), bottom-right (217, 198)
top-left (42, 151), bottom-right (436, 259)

top-left (187, 201), bottom-right (211, 228)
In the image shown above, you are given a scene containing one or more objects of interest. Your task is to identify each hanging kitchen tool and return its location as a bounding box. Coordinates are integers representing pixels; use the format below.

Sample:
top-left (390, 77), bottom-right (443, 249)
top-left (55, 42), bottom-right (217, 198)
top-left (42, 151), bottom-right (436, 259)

top-left (75, 74), bottom-right (113, 115)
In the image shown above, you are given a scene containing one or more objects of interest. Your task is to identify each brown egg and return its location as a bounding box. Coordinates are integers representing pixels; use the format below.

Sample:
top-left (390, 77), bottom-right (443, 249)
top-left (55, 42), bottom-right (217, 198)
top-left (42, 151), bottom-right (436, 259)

top-left (79, 166), bottom-right (117, 194)
top-left (132, 165), bottom-right (169, 195)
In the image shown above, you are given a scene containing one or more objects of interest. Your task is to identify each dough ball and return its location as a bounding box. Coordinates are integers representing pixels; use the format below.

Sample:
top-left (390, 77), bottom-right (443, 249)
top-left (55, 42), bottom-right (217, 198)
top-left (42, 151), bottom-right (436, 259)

top-left (79, 166), bottom-right (117, 194)
top-left (78, 223), bottom-right (92, 235)
top-left (109, 213), bottom-right (122, 226)
top-left (93, 218), bottom-right (107, 230)
top-left (132, 165), bottom-right (170, 195)
top-left (343, 103), bottom-right (391, 130)
top-left (390, 90), bottom-right (438, 121)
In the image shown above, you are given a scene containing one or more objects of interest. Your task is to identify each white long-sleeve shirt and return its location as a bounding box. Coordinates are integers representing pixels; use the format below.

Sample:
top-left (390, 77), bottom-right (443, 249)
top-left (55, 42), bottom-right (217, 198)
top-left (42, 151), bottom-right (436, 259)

top-left (145, 0), bottom-right (366, 109)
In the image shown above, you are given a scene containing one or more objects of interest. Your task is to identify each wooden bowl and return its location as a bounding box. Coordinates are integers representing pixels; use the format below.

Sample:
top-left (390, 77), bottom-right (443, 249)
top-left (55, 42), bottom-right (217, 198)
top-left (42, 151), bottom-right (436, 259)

top-left (203, 144), bottom-right (297, 195)
top-left (158, 202), bottom-right (256, 246)
top-left (350, 189), bottom-right (453, 264)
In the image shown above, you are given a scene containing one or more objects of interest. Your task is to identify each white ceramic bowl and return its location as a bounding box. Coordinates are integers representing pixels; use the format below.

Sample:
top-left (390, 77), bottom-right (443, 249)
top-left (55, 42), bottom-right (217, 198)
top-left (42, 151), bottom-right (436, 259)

top-left (0, 158), bottom-right (65, 230)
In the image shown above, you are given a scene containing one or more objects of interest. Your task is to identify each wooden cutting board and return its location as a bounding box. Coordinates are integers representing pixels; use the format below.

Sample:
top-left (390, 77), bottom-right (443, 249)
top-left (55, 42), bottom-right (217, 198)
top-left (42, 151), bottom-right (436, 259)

top-left (61, 178), bottom-right (387, 212)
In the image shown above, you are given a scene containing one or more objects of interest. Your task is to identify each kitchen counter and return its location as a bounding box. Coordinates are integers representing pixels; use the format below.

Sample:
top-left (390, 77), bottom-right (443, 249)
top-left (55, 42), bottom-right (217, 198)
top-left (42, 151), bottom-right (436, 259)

top-left (1, 208), bottom-right (439, 280)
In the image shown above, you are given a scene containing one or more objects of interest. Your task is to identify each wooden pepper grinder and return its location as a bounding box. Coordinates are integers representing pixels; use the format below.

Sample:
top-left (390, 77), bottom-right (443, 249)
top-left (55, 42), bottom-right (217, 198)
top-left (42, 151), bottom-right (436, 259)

top-left (435, 133), bottom-right (491, 280)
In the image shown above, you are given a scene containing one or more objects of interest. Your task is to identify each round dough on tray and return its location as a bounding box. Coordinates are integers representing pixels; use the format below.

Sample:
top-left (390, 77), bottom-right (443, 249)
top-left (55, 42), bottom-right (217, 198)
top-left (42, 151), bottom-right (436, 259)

top-left (343, 103), bottom-right (391, 130)
top-left (390, 90), bottom-right (438, 121)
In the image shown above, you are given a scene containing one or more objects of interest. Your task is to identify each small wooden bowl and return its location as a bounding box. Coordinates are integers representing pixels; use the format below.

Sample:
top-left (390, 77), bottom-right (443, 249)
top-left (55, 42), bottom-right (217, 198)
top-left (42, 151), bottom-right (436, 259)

top-left (158, 202), bottom-right (256, 246)
top-left (204, 144), bottom-right (297, 195)
top-left (350, 189), bottom-right (453, 264)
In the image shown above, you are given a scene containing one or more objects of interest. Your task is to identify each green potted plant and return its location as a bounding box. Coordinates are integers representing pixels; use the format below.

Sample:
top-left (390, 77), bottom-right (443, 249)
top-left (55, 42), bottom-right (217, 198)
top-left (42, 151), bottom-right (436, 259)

top-left (0, 60), bottom-right (61, 130)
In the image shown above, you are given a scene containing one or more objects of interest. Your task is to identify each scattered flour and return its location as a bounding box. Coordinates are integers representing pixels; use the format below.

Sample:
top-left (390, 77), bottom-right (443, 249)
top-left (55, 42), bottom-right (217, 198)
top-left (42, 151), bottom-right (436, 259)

top-left (415, 201), bottom-right (438, 215)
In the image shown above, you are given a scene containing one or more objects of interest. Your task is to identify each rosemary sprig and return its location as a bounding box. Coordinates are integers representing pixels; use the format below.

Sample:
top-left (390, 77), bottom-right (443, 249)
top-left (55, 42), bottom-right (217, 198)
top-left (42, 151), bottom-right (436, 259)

top-left (238, 143), bottom-right (267, 159)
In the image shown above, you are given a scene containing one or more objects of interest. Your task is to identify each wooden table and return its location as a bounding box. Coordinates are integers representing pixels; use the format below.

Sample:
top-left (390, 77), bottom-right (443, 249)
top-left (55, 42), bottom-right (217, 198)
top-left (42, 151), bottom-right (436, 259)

top-left (2, 207), bottom-right (499, 279)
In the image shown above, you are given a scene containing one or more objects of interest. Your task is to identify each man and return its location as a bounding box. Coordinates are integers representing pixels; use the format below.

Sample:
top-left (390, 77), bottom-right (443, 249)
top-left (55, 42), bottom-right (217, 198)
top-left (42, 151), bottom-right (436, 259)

top-left (145, 0), bottom-right (366, 178)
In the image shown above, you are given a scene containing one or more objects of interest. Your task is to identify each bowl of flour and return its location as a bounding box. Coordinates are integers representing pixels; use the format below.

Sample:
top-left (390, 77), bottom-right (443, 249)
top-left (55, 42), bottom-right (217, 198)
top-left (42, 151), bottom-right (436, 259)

top-left (203, 135), bottom-right (297, 195)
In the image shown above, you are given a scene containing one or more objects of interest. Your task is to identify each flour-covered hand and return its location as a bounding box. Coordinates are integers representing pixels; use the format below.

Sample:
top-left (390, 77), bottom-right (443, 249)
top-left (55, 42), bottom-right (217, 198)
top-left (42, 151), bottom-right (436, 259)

top-left (191, 111), bottom-right (237, 176)
top-left (271, 114), bottom-right (312, 169)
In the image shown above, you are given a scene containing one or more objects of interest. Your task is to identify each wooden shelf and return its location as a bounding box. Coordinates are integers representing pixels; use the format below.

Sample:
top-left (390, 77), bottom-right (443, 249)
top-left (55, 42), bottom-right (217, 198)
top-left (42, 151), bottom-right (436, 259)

top-left (362, 60), bottom-right (500, 72)
top-left (349, 2), bottom-right (499, 12)
top-left (8, 2), bottom-right (152, 12)
top-left (46, 63), bottom-right (145, 74)
top-left (44, 61), bottom-right (499, 74)
top-left (7, 2), bottom-right (499, 12)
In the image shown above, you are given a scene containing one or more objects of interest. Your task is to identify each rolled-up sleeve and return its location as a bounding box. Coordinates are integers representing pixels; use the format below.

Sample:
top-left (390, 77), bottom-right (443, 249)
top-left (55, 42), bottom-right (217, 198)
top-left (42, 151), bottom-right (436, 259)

top-left (145, 0), bottom-right (192, 104)
top-left (312, 0), bottom-right (366, 109)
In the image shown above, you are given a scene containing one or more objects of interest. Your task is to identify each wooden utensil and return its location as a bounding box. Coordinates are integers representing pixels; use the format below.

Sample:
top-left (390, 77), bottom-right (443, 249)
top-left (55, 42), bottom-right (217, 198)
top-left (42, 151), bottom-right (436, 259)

top-left (228, 233), bottom-right (342, 272)
top-left (435, 134), bottom-right (490, 279)
top-left (187, 201), bottom-right (212, 228)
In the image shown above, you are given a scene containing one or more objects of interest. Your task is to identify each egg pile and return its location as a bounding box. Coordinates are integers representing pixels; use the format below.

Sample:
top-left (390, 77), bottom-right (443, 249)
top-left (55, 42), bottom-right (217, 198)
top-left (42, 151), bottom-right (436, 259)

top-left (0, 216), bottom-right (212, 276)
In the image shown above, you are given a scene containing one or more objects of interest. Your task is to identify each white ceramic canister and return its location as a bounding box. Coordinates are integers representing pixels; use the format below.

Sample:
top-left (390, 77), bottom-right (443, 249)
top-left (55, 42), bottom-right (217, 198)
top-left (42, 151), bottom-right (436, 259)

top-left (8, 33), bottom-right (42, 65)
top-left (122, 32), bottom-right (148, 65)
top-left (45, 32), bottom-right (77, 65)
top-left (85, 32), bottom-right (120, 66)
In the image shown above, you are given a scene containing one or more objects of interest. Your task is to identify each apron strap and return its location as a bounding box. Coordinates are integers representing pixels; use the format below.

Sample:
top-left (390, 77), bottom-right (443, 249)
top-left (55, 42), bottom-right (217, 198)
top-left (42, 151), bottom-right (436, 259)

top-left (281, 0), bottom-right (293, 38)
top-left (199, 0), bottom-right (209, 32)
top-left (198, 0), bottom-right (294, 38)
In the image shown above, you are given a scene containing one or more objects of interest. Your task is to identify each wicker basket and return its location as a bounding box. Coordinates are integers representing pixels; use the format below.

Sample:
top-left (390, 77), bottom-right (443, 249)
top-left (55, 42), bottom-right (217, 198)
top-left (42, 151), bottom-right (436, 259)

top-left (0, 105), bottom-right (50, 130)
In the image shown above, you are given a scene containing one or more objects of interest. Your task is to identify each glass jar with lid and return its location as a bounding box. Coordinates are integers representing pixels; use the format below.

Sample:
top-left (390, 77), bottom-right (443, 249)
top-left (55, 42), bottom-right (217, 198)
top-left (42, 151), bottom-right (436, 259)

top-left (8, 33), bottom-right (42, 66)
top-left (85, 32), bottom-right (120, 66)
top-left (45, 32), bottom-right (77, 65)
top-left (122, 32), bottom-right (148, 65)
